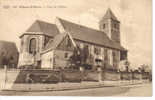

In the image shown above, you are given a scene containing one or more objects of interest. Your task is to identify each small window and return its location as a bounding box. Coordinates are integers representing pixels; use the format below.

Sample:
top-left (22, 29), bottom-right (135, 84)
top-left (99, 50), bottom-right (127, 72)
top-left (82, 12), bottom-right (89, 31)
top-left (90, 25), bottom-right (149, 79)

top-left (64, 53), bottom-right (68, 58)
top-left (29, 38), bottom-right (37, 54)
top-left (84, 44), bottom-right (89, 50)
top-left (83, 44), bottom-right (89, 55)
top-left (94, 47), bottom-right (97, 54)
top-left (114, 23), bottom-right (117, 29)
top-left (103, 24), bottom-right (106, 29)
top-left (104, 49), bottom-right (108, 61)
top-left (10, 56), bottom-right (14, 60)
top-left (21, 40), bottom-right (24, 46)
top-left (113, 51), bottom-right (116, 60)
top-left (79, 43), bottom-right (84, 49)
top-left (94, 47), bottom-right (101, 55)
top-left (44, 36), bottom-right (50, 46)
top-left (67, 38), bottom-right (72, 47)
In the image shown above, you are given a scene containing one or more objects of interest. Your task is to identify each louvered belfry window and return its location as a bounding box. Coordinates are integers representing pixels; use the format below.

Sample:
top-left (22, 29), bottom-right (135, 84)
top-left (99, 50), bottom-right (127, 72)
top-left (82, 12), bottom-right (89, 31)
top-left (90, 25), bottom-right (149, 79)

top-left (29, 38), bottom-right (37, 54)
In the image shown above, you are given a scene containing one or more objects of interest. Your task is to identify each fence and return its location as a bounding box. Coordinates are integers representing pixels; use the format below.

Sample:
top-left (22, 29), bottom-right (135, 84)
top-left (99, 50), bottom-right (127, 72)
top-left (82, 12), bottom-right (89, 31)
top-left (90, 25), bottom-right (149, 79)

top-left (102, 70), bottom-right (121, 81)
top-left (0, 68), bottom-right (151, 85)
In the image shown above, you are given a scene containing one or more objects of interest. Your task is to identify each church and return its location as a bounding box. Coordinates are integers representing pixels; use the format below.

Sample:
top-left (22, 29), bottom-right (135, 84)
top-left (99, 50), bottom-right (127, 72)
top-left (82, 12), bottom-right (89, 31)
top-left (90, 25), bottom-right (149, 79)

top-left (18, 8), bottom-right (127, 70)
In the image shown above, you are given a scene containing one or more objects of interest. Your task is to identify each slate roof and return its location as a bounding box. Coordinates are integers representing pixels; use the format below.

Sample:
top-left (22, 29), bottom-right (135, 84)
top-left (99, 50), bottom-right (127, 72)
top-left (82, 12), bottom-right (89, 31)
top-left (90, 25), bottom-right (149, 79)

top-left (21, 20), bottom-right (60, 37)
top-left (42, 33), bottom-right (67, 53)
top-left (22, 17), bottom-right (126, 51)
top-left (58, 18), bottom-right (125, 51)
top-left (102, 8), bottom-right (118, 21)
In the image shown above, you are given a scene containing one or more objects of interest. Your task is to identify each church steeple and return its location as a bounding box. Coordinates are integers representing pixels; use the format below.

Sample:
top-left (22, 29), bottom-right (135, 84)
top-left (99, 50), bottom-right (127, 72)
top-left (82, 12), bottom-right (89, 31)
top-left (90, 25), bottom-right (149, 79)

top-left (102, 8), bottom-right (118, 21)
top-left (99, 8), bottom-right (120, 44)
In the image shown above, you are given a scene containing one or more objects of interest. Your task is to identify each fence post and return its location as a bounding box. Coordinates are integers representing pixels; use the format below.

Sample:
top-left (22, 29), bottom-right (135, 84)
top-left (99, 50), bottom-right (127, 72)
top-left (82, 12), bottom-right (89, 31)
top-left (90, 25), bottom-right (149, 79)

top-left (97, 67), bottom-right (102, 82)
top-left (59, 70), bottom-right (63, 82)
top-left (140, 72), bottom-right (142, 83)
top-left (118, 70), bottom-right (121, 86)
top-left (4, 65), bottom-right (7, 89)
top-left (80, 66), bottom-right (84, 81)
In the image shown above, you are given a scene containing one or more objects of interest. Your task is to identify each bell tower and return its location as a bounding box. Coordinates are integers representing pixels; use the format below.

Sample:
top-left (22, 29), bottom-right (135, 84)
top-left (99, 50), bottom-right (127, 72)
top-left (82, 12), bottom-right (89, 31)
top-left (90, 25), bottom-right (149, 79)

top-left (99, 8), bottom-right (120, 44)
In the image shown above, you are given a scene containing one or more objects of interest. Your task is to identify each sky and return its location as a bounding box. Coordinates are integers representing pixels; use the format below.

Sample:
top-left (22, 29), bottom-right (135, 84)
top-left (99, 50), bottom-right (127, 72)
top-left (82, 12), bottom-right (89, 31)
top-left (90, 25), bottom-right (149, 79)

top-left (0, 0), bottom-right (152, 68)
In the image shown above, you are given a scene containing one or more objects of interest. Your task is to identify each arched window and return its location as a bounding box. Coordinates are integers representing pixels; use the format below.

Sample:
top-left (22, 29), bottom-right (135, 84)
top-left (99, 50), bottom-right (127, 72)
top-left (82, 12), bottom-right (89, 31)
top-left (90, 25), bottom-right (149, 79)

top-left (29, 38), bottom-right (37, 54)
top-left (103, 24), bottom-right (106, 29)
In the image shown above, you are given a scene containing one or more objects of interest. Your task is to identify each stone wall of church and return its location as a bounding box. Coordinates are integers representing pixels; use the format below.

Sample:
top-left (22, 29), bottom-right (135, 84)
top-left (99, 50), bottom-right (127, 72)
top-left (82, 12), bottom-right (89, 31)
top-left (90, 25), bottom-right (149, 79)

top-left (111, 20), bottom-right (120, 43)
top-left (111, 49), bottom-right (120, 69)
top-left (99, 18), bottom-right (120, 44)
top-left (74, 40), bottom-right (120, 69)
top-left (20, 34), bottom-right (45, 54)
top-left (53, 50), bottom-right (73, 69)
top-left (41, 51), bottom-right (54, 69)
top-left (18, 34), bottom-right (45, 67)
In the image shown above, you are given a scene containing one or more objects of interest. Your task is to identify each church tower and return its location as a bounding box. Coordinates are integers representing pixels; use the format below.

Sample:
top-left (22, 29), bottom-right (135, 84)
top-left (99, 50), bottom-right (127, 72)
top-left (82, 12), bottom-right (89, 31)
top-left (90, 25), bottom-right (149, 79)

top-left (99, 8), bottom-right (120, 44)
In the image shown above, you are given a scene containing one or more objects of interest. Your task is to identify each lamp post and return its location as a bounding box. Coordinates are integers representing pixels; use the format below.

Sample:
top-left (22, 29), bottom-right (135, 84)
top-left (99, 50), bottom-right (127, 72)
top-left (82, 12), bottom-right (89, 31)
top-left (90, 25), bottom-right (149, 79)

top-left (95, 55), bottom-right (102, 82)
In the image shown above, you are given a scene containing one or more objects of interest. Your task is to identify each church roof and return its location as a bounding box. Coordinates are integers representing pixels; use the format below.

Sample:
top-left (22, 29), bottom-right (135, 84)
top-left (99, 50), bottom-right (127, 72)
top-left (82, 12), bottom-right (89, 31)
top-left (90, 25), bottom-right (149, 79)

top-left (42, 33), bottom-right (67, 53)
top-left (23, 18), bottom-right (126, 51)
top-left (21, 20), bottom-right (59, 37)
top-left (58, 18), bottom-right (125, 51)
top-left (102, 8), bottom-right (118, 21)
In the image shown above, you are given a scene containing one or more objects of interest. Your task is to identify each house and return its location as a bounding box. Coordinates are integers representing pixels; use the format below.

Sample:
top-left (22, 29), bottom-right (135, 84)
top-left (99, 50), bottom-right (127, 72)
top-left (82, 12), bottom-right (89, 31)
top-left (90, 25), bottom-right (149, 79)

top-left (0, 40), bottom-right (19, 68)
top-left (18, 8), bottom-right (127, 70)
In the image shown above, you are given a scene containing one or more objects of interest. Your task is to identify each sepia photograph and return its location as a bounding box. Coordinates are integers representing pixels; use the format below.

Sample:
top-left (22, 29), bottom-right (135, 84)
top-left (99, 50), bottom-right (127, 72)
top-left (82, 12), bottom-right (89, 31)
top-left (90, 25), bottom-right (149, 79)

top-left (0, 0), bottom-right (152, 97)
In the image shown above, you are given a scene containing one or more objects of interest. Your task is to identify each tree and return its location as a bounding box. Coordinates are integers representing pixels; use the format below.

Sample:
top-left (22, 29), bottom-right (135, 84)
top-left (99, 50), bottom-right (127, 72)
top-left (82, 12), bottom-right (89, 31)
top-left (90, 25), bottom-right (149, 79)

top-left (1, 52), bottom-right (9, 68)
top-left (2, 57), bottom-right (9, 66)
top-left (119, 59), bottom-right (130, 72)
top-left (69, 45), bottom-right (90, 69)
top-left (80, 45), bottom-right (89, 65)
top-left (125, 60), bottom-right (130, 72)
top-left (140, 64), bottom-right (151, 72)
top-left (69, 47), bottom-right (80, 66)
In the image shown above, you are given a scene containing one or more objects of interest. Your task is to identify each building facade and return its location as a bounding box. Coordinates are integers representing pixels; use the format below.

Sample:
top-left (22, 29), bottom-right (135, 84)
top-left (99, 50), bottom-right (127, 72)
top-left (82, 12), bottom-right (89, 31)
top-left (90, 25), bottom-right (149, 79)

top-left (18, 8), bottom-right (127, 70)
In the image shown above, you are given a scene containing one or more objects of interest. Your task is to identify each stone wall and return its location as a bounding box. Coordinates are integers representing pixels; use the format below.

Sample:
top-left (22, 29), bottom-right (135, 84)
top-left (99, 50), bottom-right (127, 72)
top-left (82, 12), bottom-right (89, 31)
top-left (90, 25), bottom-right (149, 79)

top-left (120, 72), bottom-right (132, 80)
top-left (14, 69), bottom-right (60, 83)
top-left (41, 51), bottom-right (54, 69)
top-left (75, 40), bottom-right (120, 70)
top-left (0, 69), bottom-right (83, 85)
top-left (54, 50), bottom-right (73, 69)
top-left (0, 70), bottom-right (6, 89)
top-left (111, 20), bottom-right (120, 43)
top-left (20, 34), bottom-right (45, 53)
top-left (142, 72), bottom-right (149, 79)
top-left (61, 70), bottom-right (81, 82)
top-left (0, 69), bottom-right (150, 87)
top-left (132, 72), bottom-right (142, 80)
top-left (0, 69), bottom-right (20, 90)
top-left (83, 70), bottom-right (99, 82)
top-left (102, 70), bottom-right (120, 81)
top-left (18, 52), bottom-right (34, 67)
top-left (19, 34), bottom-right (45, 67)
